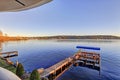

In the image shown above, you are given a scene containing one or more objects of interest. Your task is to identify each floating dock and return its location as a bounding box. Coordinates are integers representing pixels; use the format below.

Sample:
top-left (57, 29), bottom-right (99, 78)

top-left (38, 46), bottom-right (101, 80)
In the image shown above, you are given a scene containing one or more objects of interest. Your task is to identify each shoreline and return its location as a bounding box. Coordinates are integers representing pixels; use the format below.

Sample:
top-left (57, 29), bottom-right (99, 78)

top-left (0, 58), bottom-right (30, 80)
top-left (0, 58), bottom-right (16, 73)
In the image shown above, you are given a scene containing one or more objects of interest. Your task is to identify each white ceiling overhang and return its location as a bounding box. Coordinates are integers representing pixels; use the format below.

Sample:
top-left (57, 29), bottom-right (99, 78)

top-left (0, 0), bottom-right (52, 12)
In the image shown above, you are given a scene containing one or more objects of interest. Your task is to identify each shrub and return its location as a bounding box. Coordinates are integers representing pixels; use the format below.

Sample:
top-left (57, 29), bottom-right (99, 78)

top-left (16, 63), bottom-right (24, 78)
top-left (30, 69), bottom-right (40, 80)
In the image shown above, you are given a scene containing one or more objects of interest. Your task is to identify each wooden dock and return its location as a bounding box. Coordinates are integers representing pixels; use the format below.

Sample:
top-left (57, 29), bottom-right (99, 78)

top-left (38, 49), bottom-right (101, 80)
top-left (38, 58), bottom-right (73, 80)
top-left (0, 51), bottom-right (18, 59)
top-left (0, 51), bottom-right (18, 66)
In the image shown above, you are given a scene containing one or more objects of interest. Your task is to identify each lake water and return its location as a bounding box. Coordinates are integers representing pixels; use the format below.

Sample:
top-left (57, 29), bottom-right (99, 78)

top-left (0, 39), bottom-right (120, 80)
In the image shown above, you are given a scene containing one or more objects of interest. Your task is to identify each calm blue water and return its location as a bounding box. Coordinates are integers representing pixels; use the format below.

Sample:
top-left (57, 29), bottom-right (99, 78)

top-left (1, 39), bottom-right (120, 80)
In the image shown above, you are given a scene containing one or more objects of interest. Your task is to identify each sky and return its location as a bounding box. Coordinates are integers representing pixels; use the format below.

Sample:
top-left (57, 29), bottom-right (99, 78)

top-left (0, 0), bottom-right (120, 37)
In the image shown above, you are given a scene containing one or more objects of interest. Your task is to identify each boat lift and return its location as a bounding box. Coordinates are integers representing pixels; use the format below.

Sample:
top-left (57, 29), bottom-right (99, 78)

top-left (74, 46), bottom-right (101, 75)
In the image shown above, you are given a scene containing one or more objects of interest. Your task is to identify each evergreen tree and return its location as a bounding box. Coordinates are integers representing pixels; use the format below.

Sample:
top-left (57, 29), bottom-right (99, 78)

top-left (30, 69), bottom-right (40, 80)
top-left (16, 63), bottom-right (24, 78)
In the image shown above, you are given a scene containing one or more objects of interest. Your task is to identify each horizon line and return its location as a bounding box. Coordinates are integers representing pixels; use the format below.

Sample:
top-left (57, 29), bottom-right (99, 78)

top-left (3, 34), bottom-right (120, 37)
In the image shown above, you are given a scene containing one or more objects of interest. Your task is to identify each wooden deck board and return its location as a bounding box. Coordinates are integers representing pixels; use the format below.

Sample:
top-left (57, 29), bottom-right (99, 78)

top-left (40, 58), bottom-right (71, 77)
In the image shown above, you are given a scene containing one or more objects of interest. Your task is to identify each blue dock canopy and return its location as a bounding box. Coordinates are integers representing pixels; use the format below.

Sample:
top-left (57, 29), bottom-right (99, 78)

top-left (76, 46), bottom-right (100, 50)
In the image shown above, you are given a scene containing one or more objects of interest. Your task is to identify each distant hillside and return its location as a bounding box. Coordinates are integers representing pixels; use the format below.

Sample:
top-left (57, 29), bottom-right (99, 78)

top-left (32, 35), bottom-right (120, 39)
top-left (0, 35), bottom-right (120, 42)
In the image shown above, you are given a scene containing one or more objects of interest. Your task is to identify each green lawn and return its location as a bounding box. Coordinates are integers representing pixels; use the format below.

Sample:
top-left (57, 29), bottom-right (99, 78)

top-left (0, 58), bottom-right (16, 73)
